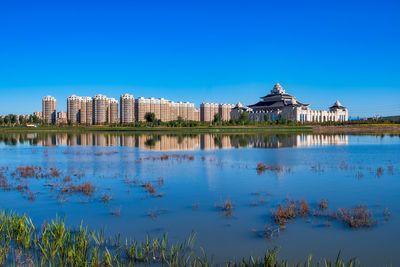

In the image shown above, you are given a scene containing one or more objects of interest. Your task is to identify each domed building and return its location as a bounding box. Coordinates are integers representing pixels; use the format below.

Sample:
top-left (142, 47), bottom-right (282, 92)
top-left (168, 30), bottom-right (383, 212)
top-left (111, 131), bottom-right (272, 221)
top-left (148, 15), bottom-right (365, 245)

top-left (231, 83), bottom-right (348, 122)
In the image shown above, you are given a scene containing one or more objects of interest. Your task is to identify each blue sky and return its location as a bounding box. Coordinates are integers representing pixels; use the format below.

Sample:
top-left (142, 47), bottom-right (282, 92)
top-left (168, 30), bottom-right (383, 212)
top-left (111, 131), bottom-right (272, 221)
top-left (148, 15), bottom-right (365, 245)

top-left (0, 0), bottom-right (399, 117)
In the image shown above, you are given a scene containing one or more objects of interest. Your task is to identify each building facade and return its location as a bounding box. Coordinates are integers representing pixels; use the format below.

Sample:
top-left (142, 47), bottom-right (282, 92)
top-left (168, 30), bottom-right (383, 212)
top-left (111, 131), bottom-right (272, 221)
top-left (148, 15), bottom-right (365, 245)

top-left (67, 95), bottom-right (81, 123)
top-left (80, 97), bottom-right (93, 125)
top-left (33, 112), bottom-right (43, 119)
top-left (200, 103), bottom-right (234, 122)
top-left (107, 98), bottom-right (119, 124)
top-left (57, 111), bottom-right (67, 123)
top-left (56, 84), bottom-right (348, 125)
top-left (231, 83), bottom-right (349, 123)
top-left (120, 94), bottom-right (135, 124)
top-left (93, 94), bottom-right (108, 125)
top-left (42, 96), bottom-right (56, 124)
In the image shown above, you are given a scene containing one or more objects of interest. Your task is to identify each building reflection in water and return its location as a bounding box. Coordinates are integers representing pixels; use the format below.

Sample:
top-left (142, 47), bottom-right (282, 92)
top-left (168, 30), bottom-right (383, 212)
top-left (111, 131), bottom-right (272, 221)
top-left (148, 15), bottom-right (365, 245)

top-left (0, 132), bottom-right (350, 150)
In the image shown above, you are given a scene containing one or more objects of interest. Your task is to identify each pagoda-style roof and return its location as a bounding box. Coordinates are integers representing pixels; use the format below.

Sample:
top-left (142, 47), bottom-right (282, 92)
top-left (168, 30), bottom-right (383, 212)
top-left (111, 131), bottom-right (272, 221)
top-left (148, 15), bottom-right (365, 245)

top-left (249, 83), bottom-right (309, 110)
top-left (232, 102), bottom-right (252, 112)
top-left (329, 100), bottom-right (346, 110)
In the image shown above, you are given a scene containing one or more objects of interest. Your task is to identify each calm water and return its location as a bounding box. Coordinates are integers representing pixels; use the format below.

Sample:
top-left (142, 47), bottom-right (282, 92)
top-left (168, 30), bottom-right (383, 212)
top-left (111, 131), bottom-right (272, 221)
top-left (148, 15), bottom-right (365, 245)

top-left (0, 132), bottom-right (399, 266)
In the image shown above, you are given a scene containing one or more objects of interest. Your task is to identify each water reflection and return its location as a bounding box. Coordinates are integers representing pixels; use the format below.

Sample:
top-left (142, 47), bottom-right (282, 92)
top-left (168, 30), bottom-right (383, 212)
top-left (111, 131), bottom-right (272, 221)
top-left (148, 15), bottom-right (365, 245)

top-left (0, 132), bottom-right (351, 150)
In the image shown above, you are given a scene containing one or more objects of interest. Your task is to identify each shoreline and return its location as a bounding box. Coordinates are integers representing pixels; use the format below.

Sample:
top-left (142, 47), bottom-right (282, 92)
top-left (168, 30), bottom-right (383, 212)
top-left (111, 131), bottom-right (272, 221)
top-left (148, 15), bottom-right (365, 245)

top-left (0, 124), bottom-right (399, 134)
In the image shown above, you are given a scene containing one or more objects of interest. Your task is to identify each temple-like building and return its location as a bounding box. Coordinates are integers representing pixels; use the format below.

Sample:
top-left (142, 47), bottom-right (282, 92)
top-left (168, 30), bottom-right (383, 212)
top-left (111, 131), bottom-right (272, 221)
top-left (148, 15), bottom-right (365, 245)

top-left (231, 83), bottom-right (348, 122)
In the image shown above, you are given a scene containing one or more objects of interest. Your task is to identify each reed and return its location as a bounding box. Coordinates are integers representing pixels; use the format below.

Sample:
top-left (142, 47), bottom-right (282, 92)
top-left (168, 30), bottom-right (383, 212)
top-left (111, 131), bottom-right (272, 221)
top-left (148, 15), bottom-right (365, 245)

top-left (256, 162), bottom-right (267, 174)
top-left (99, 192), bottom-right (113, 204)
top-left (0, 210), bottom-right (363, 266)
top-left (148, 207), bottom-right (167, 220)
top-left (110, 206), bottom-right (121, 216)
top-left (66, 181), bottom-right (95, 197)
top-left (376, 167), bottom-right (384, 177)
top-left (215, 199), bottom-right (235, 217)
top-left (271, 198), bottom-right (386, 230)
top-left (0, 209), bottom-right (364, 266)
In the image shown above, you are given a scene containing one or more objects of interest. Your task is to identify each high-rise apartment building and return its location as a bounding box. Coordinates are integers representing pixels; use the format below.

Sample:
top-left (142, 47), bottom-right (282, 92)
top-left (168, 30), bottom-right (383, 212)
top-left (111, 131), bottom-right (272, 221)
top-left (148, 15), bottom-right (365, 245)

top-left (42, 96), bottom-right (56, 124)
top-left (135, 97), bottom-right (150, 122)
top-left (33, 112), bottom-right (43, 119)
top-left (80, 97), bottom-right (93, 125)
top-left (186, 102), bottom-right (194, 121)
top-left (120, 94), bottom-right (135, 124)
top-left (107, 98), bottom-right (119, 124)
top-left (159, 98), bottom-right (169, 122)
top-left (93, 94), bottom-right (108, 125)
top-left (200, 103), bottom-right (211, 122)
top-left (194, 108), bottom-right (200, 122)
top-left (149, 98), bottom-right (161, 120)
top-left (45, 93), bottom-right (224, 125)
top-left (200, 102), bottom-right (232, 122)
top-left (219, 104), bottom-right (234, 121)
top-left (67, 95), bottom-right (81, 123)
top-left (57, 111), bottom-right (67, 123)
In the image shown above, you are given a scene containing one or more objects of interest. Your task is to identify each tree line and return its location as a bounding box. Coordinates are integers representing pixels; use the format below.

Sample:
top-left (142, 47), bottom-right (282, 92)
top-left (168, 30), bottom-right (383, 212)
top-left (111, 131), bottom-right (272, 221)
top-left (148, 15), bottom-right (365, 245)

top-left (0, 114), bottom-right (42, 126)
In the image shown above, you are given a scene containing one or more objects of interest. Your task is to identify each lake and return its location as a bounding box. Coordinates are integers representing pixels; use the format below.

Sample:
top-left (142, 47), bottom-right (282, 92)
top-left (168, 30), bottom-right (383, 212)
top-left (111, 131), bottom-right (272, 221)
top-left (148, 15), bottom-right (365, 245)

top-left (0, 132), bottom-right (399, 266)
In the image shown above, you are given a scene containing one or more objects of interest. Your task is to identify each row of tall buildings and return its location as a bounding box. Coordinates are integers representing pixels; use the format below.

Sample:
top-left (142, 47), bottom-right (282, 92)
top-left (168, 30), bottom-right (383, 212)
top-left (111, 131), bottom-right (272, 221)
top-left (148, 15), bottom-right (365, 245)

top-left (42, 94), bottom-right (235, 124)
top-left (41, 83), bottom-right (349, 124)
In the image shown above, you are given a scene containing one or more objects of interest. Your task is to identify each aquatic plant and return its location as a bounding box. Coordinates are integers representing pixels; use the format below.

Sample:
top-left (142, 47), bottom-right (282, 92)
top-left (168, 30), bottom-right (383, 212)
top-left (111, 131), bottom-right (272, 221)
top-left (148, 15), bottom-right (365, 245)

top-left (99, 192), bottom-right (113, 204)
top-left (63, 181), bottom-right (95, 197)
top-left (110, 206), bottom-right (121, 216)
top-left (257, 162), bottom-right (285, 174)
top-left (298, 199), bottom-right (311, 217)
top-left (215, 199), bottom-right (235, 217)
top-left (316, 199), bottom-right (329, 214)
top-left (256, 162), bottom-right (267, 174)
top-left (356, 171), bottom-right (364, 179)
top-left (376, 167), bottom-right (384, 177)
top-left (123, 178), bottom-right (165, 198)
top-left (336, 205), bottom-right (376, 228)
top-left (273, 199), bottom-right (297, 225)
top-left (192, 201), bottom-right (199, 210)
top-left (148, 207), bottom-right (167, 221)
top-left (383, 207), bottom-right (391, 221)
top-left (0, 210), bottom-right (363, 266)
top-left (271, 198), bottom-right (386, 230)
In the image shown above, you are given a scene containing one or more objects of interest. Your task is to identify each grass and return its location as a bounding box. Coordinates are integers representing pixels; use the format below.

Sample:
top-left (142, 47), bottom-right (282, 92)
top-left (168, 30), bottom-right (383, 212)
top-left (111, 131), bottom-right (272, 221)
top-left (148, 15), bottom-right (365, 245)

top-left (0, 125), bottom-right (313, 133)
top-left (0, 210), bottom-right (364, 266)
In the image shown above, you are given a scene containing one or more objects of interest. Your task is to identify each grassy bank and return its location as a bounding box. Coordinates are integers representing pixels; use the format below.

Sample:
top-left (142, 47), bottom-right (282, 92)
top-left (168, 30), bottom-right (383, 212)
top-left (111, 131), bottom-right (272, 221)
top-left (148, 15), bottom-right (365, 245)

top-left (0, 210), bottom-right (363, 266)
top-left (1, 124), bottom-right (400, 134)
top-left (0, 125), bottom-right (313, 133)
top-left (313, 124), bottom-right (400, 134)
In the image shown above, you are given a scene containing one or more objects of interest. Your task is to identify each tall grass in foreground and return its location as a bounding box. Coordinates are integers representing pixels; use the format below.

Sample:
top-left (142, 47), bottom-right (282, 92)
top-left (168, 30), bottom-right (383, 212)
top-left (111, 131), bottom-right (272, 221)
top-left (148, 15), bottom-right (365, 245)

top-left (0, 210), bottom-right (363, 266)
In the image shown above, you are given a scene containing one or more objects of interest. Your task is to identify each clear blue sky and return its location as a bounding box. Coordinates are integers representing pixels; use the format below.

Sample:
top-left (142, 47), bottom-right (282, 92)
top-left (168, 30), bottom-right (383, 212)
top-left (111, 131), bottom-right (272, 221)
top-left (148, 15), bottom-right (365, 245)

top-left (0, 0), bottom-right (399, 117)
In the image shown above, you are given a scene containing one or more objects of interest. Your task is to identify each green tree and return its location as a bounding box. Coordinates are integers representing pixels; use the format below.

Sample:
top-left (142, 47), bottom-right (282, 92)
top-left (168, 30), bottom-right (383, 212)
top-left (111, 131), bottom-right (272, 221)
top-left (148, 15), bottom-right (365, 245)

top-left (213, 113), bottom-right (221, 123)
top-left (10, 115), bottom-right (17, 124)
top-left (145, 112), bottom-right (156, 123)
top-left (31, 114), bottom-right (40, 123)
top-left (19, 115), bottom-right (26, 125)
top-left (0, 118), bottom-right (4, 125)
top-left (238, 112), bottom-right (249, 125)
